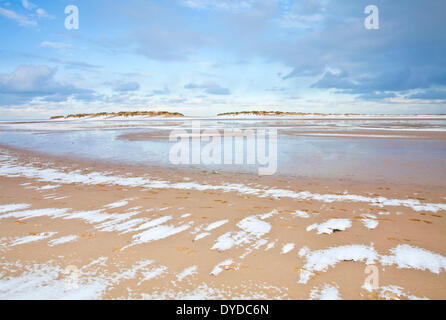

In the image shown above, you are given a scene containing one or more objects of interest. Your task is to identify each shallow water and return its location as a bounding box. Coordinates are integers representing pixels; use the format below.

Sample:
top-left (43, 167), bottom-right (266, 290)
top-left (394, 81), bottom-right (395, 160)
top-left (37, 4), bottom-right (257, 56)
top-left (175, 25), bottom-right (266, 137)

top-left (0, 119), bottom-right (445, 185)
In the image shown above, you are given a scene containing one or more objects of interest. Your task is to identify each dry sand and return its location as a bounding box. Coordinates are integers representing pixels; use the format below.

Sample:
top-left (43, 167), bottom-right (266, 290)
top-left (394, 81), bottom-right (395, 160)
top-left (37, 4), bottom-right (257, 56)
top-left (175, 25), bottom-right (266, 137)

top-left (0, 143), bottom-right (445, 300)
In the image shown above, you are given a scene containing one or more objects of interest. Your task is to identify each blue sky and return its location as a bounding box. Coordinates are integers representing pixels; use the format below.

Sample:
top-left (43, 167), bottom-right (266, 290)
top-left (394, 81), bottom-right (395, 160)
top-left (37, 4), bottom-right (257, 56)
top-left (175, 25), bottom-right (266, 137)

top-left (0, 0), bottom-right (445, 119)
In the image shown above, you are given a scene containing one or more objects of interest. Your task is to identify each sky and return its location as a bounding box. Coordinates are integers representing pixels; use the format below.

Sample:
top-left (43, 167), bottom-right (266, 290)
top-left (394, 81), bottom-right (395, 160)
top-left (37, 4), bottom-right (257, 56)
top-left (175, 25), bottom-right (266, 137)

top-left (0, 0), bottom-right (445, 119)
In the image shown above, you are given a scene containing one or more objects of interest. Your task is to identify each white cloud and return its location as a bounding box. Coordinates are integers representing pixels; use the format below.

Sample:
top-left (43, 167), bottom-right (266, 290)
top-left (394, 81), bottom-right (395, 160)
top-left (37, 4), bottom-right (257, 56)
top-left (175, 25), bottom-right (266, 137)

top-left (21, 0), bottom-right (36, 10)
top-left (0, 65), bottom-right (60, 93)
top-left (0, 7), bottom-right (37, 27)
top-left (21, 0), bottom-right (53, 19)
top-left (280, 12), bottom-right (324, 29)
top-left (0, 65), bottom-right (97, 106)
top-left (181, 0), bottom-right (254, 11)
top-left (184, 82), bottom-right (230, 95)
top-left (40, 41), bottom-right (72, 49)
top-left (279, 0), bottom-right (328, 29)
top-left (104, 80), bottom-right (141, 92)
top-left (36, 8), bottom-right (53, 19)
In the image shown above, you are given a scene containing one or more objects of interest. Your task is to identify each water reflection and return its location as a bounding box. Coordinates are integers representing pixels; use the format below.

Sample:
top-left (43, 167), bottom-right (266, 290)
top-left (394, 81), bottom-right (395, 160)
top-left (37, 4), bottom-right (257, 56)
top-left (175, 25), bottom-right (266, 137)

top-left (0, 119), bottom-right (445, 185)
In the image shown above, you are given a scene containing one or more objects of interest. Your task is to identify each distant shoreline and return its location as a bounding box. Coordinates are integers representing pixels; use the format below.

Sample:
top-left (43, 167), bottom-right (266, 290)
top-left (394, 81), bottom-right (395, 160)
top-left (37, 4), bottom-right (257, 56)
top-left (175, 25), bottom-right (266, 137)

top-left (46, 110), bottom-right (446, 121)
top-left (217, 111), bottom-right (446, 117)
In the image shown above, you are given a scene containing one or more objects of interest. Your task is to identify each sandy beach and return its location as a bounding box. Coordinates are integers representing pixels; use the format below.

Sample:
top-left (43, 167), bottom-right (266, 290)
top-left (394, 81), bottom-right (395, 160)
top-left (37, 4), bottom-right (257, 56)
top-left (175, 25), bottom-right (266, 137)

top-left (0, 116), bottom-right (445, 300)
top-left (1, 0), bottom-right (445, 306)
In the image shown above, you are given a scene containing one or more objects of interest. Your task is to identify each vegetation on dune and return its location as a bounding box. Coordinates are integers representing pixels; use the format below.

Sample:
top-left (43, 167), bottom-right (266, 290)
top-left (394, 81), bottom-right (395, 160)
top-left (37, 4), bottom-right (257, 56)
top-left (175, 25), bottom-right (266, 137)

top-left (49, 116), bottom-right (65, 120)
top-left (50, 111), bottom-right (184, 120)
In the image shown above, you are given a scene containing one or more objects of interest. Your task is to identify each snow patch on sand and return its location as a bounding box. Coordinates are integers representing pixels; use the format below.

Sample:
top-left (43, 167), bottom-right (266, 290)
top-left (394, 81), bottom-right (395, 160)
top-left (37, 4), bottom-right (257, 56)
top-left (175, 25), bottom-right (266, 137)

top-left (265, 241), bottom-right (276, 251)
top-left (362, 218), bottom-right (379, 230)
top-left (211, 232), bottom-right (238, 251)
top-left (0, 208), bottom-right (70, 221)
top-left (0, 204), bottom-right (177, 239)
top-left (0, 204), bottom-right (31, 214)
top-left (110, 260), bottom-right (154, 282)
top-left (131, 223), bottom-right (191, 246)
top-left (97, 216), bottom-right (146, 233)
top-left (137, 281), bottom-right (289, 300)
top-left (309, 283), bottom-right (341, 300)
top-left (306, 219), bottom-right (352, 235)
top-left (194, 232), bottom-right (210, 241)
top-left (138, 266), bottom-right (167, 285)
top-left (258, 209), bottom-right (279, 219)
top-left (381, 244), bottom-right (446, 274)
top-left (205, 220), bottom-right (228, 231)
top-left (1, 154), bottom-right (445, 213)
top-left (281, 243), bottom-right (295, 254)
top-left (298, 243), bottom-right (446, 284)
top-left (210, 260), bottom-right (236, 276)
top-left (37, 185), bottom-right (60, 191)
top-left (298, 244), bottom-right (378, 284)
top-left (124, 216), bottom-right (172, 234)
top-left (104, 199), bottom-right (132, 209)
top-left (379, 285), bottom-right (428, 300)
top-left (48, 235), bottom-right (78, 246)
top-left (211, 216), bottom-right (271, 251)
top-left (291, 210), bottom-right (310, 218)
top-left (0, 263), bottom-right (106, 299)
top-left (238, 216), bottom-right (271, 236)
top-left (11, 232), bottom-right (57, 246)
top-left (176, 266), bottom-right (198, 281)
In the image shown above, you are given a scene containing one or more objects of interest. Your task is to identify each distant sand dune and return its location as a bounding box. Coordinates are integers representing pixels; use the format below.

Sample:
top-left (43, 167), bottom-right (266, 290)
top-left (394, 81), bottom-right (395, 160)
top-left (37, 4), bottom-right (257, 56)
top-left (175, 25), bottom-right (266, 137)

top-left (50, 111), bottom-right (184, 120)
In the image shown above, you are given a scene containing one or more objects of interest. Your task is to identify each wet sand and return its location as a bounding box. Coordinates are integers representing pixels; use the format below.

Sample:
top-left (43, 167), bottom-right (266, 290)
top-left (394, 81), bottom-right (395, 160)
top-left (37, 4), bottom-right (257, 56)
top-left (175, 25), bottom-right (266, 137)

top-left (0, 144), bottom-right (445, 300)
top-left (281, 130), bottom-right (446, 140)
top-left (115, 127), bottom-right (446, 188)
top-left (119, 129), bottom-right (446, 141)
